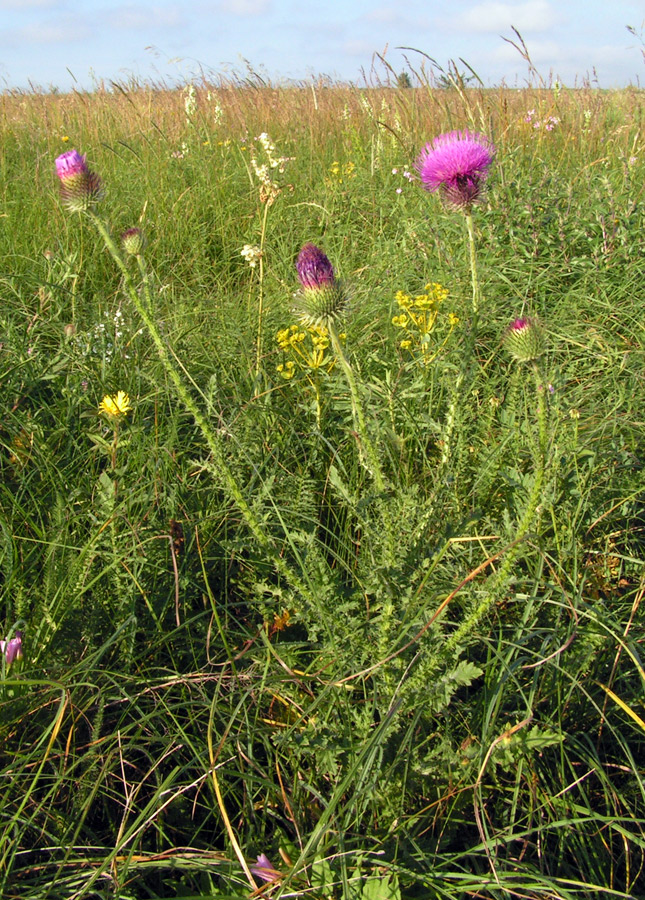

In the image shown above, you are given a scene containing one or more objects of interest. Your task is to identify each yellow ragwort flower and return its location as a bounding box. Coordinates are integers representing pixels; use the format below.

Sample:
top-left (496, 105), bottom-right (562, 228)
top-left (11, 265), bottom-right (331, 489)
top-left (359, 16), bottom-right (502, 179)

top-left (99, 391), bottom-right (133, 419)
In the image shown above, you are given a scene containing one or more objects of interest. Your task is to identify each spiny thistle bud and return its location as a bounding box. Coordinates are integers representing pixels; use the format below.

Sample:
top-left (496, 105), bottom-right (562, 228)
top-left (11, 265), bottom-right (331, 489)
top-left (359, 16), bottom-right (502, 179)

top-left (503, 317), bottom-right (545, 363)
top-left (55, 149), bottom-right (103, 212)
top-left (121, 227), bottom-right (145, 257)
top-left (292, 243), bottom-right (348, 329)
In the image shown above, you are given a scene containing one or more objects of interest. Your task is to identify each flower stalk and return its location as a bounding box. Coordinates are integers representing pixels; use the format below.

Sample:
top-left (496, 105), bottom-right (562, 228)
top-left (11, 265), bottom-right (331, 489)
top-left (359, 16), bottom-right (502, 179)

top-left (84, 210), bottom-right (314, 608)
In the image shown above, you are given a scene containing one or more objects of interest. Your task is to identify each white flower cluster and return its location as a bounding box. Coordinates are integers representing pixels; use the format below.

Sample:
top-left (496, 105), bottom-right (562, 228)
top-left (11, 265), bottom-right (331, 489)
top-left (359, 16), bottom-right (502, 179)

top-left (206, 91), bottom-right (224, 126)
top-left (240, 244), bottom-right (263, 268)
top-left (183, 83), bottom-right (197, 121)
top-left (249, 131), bottom-right (295, 204)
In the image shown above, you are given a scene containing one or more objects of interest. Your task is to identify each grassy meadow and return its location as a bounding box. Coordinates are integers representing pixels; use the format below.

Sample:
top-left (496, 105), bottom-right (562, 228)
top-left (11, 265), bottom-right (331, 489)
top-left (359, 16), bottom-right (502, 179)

top-left (1, 69), bottom-right (645, 899)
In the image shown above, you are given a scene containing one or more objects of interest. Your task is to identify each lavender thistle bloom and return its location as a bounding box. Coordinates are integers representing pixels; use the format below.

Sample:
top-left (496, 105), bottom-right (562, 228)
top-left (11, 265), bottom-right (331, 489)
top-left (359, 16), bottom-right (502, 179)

top-left (1, 631), bottom-right (22, 666)
top-left (416, 130), bottom-right (494, 208)
top-left (250, 853), bottom-right (281, 884)
top-left (293, 243), bottom-right (347, 328)
top-left (55, 149), bottom-right (103, 212)
top-left (296, 242), bottom-right (335, 290)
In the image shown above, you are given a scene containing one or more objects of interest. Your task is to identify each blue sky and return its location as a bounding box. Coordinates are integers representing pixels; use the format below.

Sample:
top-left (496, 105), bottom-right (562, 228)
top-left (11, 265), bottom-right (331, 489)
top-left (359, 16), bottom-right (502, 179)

top-left (0, 0), bottom-right (643, 92)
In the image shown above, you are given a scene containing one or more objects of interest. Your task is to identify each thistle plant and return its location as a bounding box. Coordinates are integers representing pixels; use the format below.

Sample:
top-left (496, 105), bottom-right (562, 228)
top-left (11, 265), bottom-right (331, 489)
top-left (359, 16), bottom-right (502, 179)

top-left (121, 227), bottom-right (153, 310)
top-left (416, 130), bottom-right (494, 315)
top-left (416, 131), bottom-right (495, 471)
top-left (54, 149), bottom-right (315, 617)
top-left (436, 316), bottom-right (549, 668)
top-left (292, 243), bottom-right (385, 490)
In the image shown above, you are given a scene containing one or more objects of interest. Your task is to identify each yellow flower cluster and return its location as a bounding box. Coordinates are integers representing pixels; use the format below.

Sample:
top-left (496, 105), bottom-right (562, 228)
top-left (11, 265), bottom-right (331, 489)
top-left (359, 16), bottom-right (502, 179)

top-left (328, 160), bottom-right (356, 184)
top-left (391, 283), bottom-right (458, 363)
top-left (276, 324), bottom-right (335, 378)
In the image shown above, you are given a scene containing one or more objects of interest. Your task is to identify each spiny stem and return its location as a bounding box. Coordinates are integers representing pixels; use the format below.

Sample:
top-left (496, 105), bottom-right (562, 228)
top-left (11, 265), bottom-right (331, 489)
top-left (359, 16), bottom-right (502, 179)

top-left (86, 210), bottom-right (314, 608)
top-left (328, 322), bottom-right (385, 492)
top-left (464, 209), bottom-right (480, 316)
top-left (435, 360), bottom-right (549, 667)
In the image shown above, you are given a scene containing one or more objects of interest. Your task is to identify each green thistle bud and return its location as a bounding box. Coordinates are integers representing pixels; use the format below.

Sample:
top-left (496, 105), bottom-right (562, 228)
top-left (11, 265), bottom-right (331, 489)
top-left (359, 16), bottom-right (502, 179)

top-left (503, 316), bottom-right (545, 363)
top-left (121, 227), bottom-right (145, 256)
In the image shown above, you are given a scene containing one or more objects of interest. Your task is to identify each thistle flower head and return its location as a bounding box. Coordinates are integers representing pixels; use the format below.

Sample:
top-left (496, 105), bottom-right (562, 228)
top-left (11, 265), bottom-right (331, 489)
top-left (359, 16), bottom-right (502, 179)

top-left (292, 243), bottom-right (347, 329)
top-left (416, 130), bottom-right (494, 209)
top-left (121, 227), bottom-right (145, 257)
top-left (503, 316), bottom-right (545, 363)
top-left (1, 631), bottom-right (22, 666)
top-left (55, 148), bottom-right (103, 212)
top-left (99, 390), bottom-right (133, 420)
top-left (296, 243), bottom-right (335, 289)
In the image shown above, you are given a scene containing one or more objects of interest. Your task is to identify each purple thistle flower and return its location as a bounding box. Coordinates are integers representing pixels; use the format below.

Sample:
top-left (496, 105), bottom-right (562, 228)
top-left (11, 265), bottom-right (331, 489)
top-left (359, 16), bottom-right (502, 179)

top-left (55, 149), bottom-right (88, 179)
top-left (416, 130), bottom-right (494, 209)
top-left (296, 243), bottom-right (335, 291)
top-left (250, 853), bottom-right (281, 884)
top-left (55, 148), bottom-right (102, 212)
top-left (293, 243), bottom-right (347, 328)
top-left (1, 631), bottom-right (22, 666)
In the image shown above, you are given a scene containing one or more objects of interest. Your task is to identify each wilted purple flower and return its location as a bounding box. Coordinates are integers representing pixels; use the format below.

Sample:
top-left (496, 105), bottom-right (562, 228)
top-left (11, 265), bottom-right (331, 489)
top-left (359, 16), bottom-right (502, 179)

top-left (1, 631), bottom-right (22, 666)
top-left (296, 243), bottom-right (335, 291)
top-left (503, 316), bottom-right (545, 363)
top-left (293, 243), bottom-right (347, 328)
top-left (250, 853), bottom-right (281, 884)
top-left (416, 130), bottom-right (495, 208)
top-left (55, 149), bottom-right (102, 212)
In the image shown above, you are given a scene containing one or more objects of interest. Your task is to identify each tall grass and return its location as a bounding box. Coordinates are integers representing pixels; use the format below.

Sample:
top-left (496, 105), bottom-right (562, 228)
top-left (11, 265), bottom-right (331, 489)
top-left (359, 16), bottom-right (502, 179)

top-left (1, 65), bottom-right (644, 899)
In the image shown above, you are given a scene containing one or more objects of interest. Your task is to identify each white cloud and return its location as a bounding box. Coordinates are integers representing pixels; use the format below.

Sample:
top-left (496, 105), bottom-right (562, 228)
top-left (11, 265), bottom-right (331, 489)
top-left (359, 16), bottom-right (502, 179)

top-left (0, 0), bottom-right (56, 8)
top-left (216, 0), bottom-right (271, 14)
top-left (109, 6), bottom-right (184, 30)
top-left (365, 7), bottom-right (404, 25)
top-left (343, 38), bottom-right (376, 57)
top-left (19, 21), bottom-right (90, 43)
top-left (452, 1), bottom-right (558, 34)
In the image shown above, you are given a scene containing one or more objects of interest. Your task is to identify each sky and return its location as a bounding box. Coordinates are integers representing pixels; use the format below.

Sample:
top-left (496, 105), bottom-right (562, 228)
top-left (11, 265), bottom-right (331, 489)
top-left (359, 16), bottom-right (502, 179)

top-left (0, 0), bottom-right (643, 92)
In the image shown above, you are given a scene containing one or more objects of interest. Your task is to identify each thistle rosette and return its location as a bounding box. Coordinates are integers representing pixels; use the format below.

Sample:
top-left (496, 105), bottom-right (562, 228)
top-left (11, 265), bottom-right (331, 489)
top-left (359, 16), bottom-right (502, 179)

top-left (416, 130), bottom-right (495, 209)
top-left (503, 316), bottom-right (545, 363)
top-left (55, 149), bottom-right (103, 212)
top-left (292, 243), bottom-right (348, 329)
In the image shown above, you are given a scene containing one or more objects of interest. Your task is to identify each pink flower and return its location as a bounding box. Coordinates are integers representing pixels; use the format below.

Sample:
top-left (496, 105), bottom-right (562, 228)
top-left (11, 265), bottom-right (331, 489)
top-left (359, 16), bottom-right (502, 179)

top-left (1, 631), bottom-right (22, 666)
top-left (55, 149), bottom-right (88, 179)
top-left (250, 853), bottom-right (281, 884)
top-left (55, 148), bottom-right (102, 212)
top-left (416, 130), bottom-right (495, 208)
